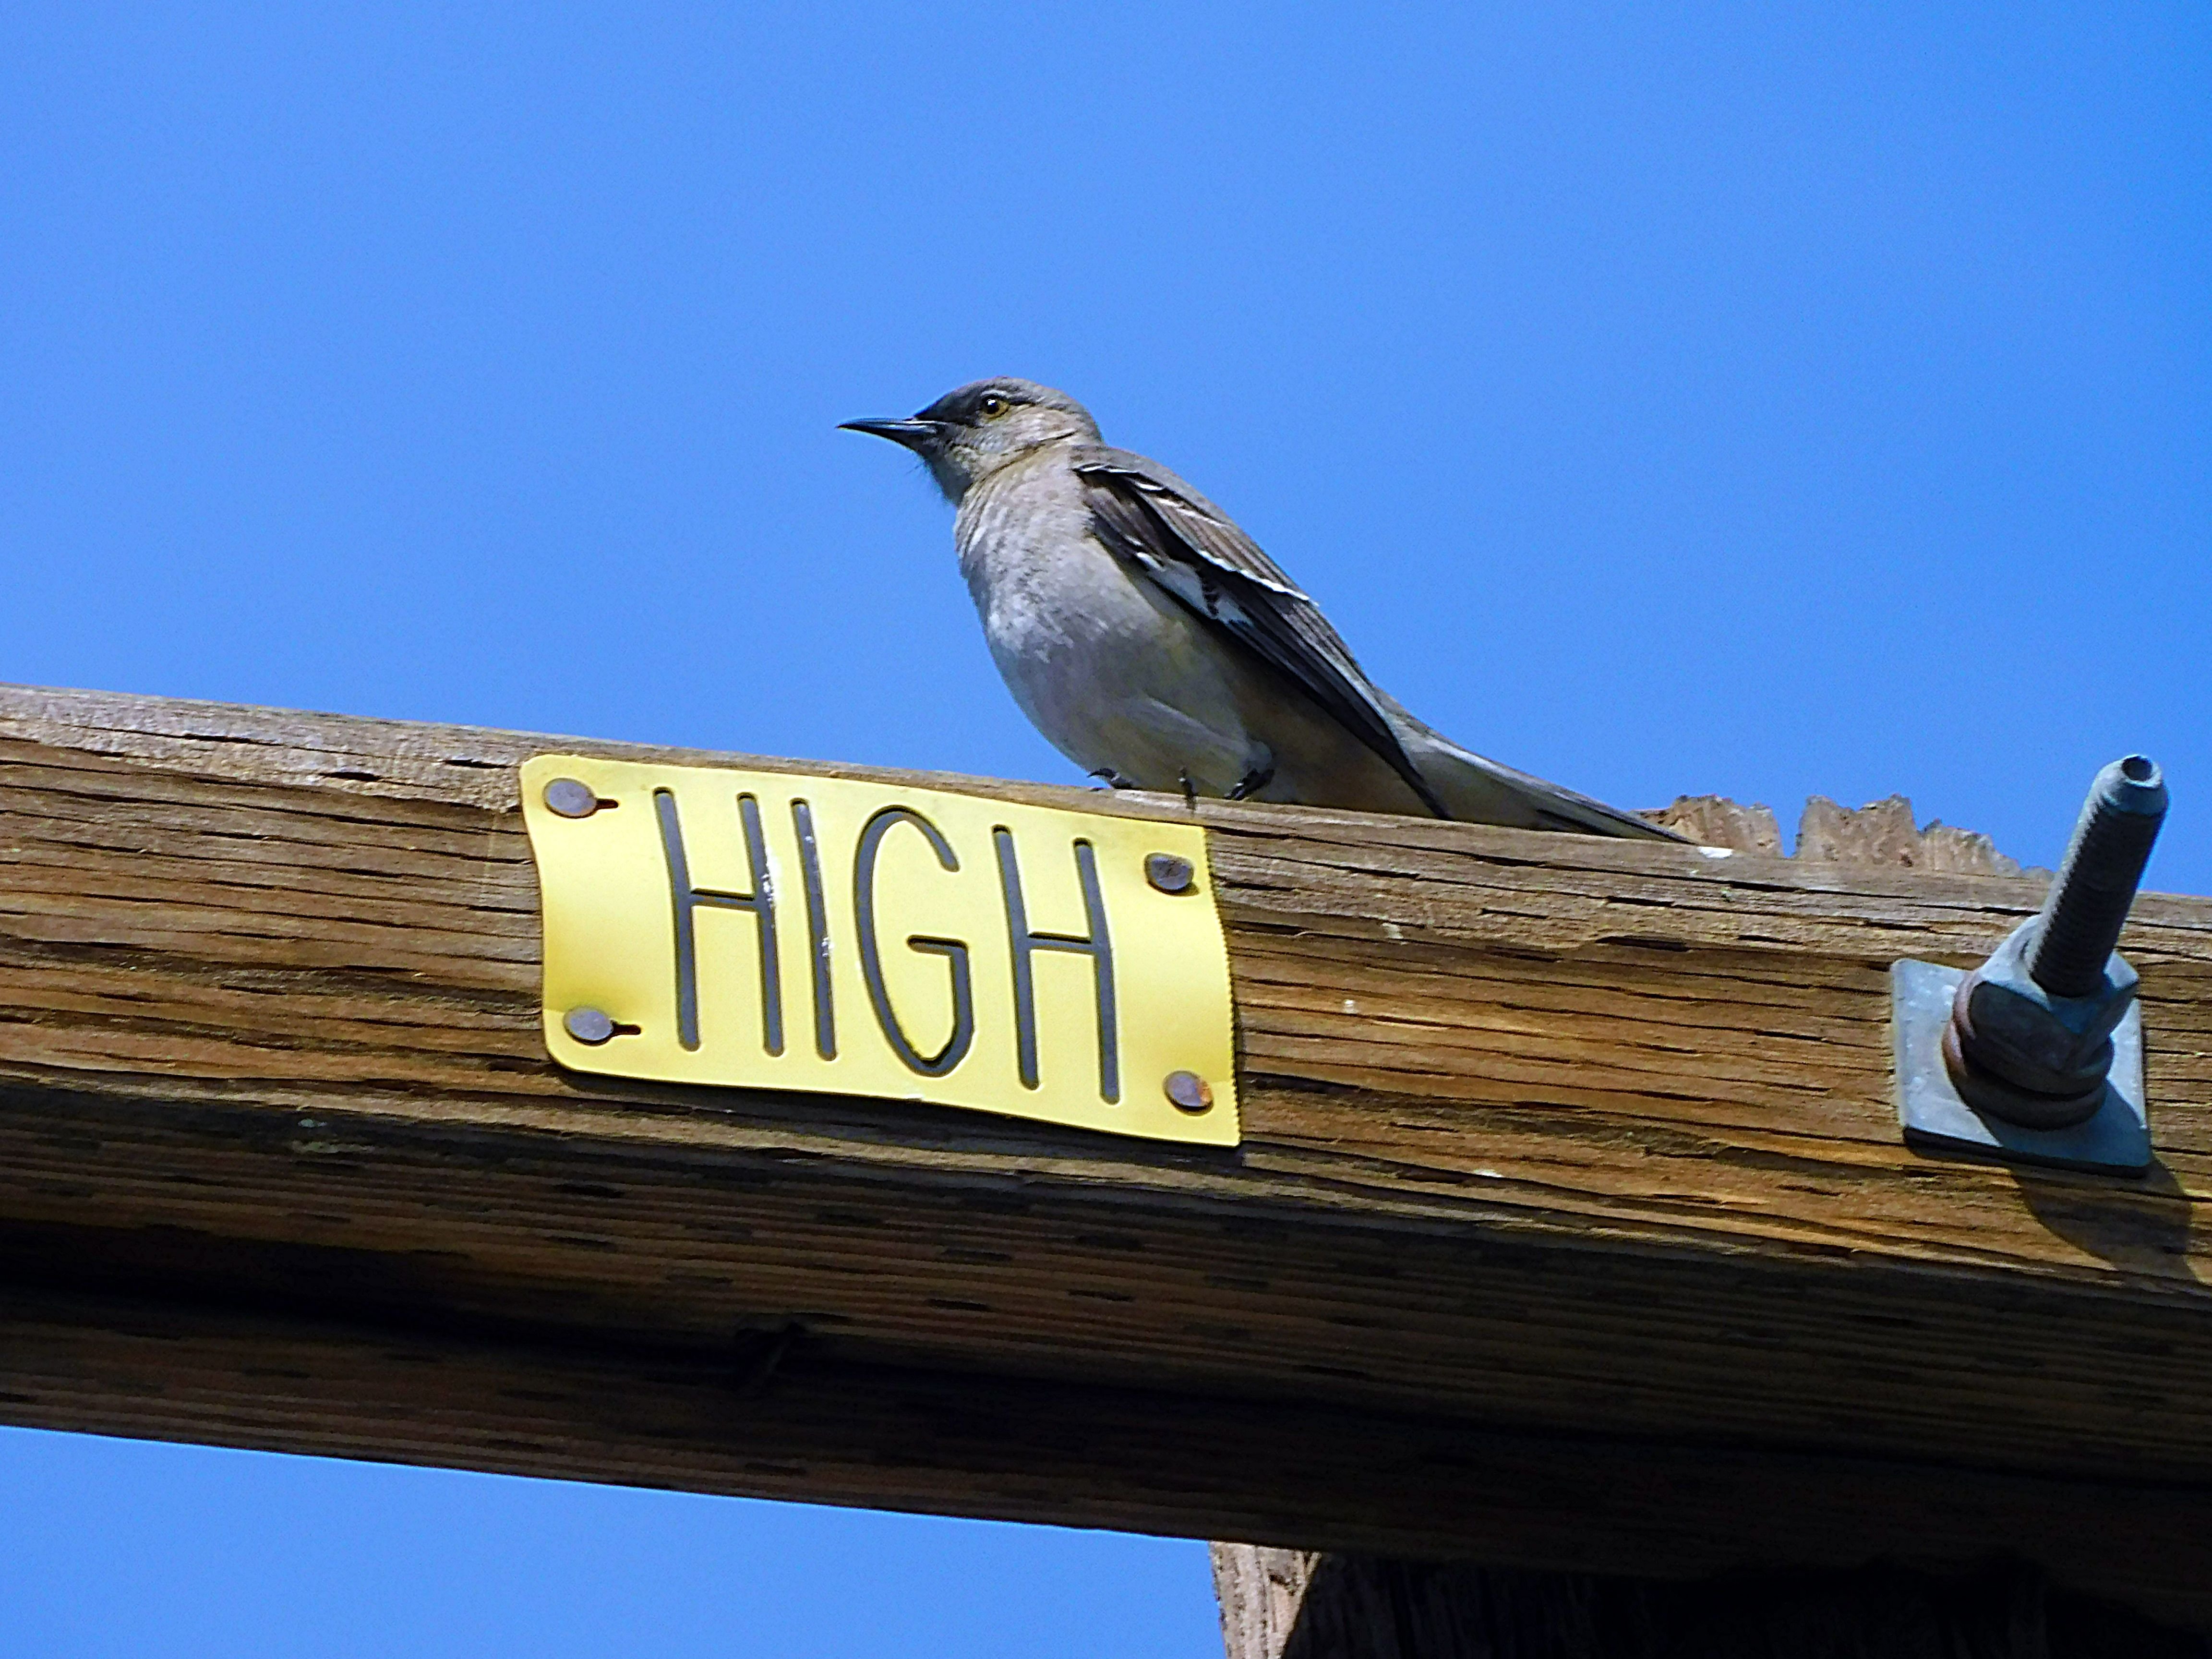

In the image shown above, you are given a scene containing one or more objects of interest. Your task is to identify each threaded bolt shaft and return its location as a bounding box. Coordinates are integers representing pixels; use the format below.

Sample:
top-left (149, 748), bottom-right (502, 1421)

top-left (2026, 755), bottom-right (2168, 998)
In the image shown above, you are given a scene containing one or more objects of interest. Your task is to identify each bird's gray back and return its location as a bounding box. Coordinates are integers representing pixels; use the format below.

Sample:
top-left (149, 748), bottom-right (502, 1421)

top-left (1070, 444), bottom-right (1311, 596)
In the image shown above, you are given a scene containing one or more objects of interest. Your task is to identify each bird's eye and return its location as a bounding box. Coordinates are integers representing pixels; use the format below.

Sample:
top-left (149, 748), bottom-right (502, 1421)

top-left (978, 394), bottom-right (1010, 418)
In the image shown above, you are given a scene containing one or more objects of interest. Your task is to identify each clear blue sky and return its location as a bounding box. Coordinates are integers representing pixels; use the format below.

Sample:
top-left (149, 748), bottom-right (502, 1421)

top-left (1, 4), bottom-right (2205, 1654)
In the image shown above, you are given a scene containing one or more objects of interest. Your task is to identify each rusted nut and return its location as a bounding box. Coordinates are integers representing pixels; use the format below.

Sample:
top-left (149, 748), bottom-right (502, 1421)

top-left (1943, 923), bottom-right (2131, 1128)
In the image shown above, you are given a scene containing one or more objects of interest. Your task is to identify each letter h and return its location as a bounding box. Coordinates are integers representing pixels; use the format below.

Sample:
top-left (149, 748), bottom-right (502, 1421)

top-left (656, 789), bottom-right (782, 1054)
top-left (992, 830), bottom-right (1118, 1102)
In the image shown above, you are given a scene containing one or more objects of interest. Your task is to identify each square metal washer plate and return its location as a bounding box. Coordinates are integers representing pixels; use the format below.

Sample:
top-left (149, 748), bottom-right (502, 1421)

top-left (1890, 959), bottom-right (2149, 1177)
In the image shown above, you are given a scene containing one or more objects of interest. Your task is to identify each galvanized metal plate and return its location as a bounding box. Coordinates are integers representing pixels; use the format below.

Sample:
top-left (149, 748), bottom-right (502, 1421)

top-left (1890, 959), bottom-right (2149, 1176)
top-left (521, 755), bottom-right (1239, 1146)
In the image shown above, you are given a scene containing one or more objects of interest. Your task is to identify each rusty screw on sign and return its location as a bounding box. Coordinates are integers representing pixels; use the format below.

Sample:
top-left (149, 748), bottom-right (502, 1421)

top-left (1893, 755), bottom-right (2168, 1176)
top-left (1148, 861), bottom-right (1213, 1110)
top-left (1145, 852), bottom-right (1196, 895)
top-left (563, 1006), bottom-right (618, 1046)
top-left (1164, 1070), bottom-right (1214, 1114)
top-left (543, 777), bottom-right (601, 819)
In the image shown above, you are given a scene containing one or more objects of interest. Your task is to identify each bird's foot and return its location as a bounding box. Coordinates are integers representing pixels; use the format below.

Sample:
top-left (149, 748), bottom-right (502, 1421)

top-left (1226, 760), bottom-right (1276, 802)
top-left (1178, 769), bottom-right (1198, 811)
top-left (1089, 768), bottom-right (1137, 792)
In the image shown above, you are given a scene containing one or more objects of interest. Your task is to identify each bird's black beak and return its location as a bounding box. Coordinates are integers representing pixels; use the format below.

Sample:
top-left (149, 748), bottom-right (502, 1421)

top-left (839, 418), bottom-right (945, 453)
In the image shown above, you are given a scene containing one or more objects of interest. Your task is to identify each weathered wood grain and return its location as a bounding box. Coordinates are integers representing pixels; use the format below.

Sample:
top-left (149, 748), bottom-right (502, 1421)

top-left (1215, 1546), bottom-right (1325, 1659)
top-left (1210, 792), bottom-right (2147, 1655)
top-left (12, 1277), bottom-right (2212, 1634)
top-left (3, 683), bottom-right (2212, 1618)
top-left (1207, 1546), bottom-right (2210, 1659)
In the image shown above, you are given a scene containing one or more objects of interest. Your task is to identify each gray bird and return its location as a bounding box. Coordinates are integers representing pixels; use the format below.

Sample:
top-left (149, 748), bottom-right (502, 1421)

top-left (843, 377), bottom-right (1676, 838)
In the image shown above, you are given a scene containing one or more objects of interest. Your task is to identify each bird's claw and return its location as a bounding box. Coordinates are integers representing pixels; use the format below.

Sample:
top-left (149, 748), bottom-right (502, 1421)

top-left (1089, 768), bottom-right (1137, 792)
top-left (1226, 761), bottom-right (1276, 802)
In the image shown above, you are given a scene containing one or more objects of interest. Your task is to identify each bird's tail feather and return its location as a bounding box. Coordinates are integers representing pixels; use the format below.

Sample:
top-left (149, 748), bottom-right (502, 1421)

top-left (1378, 695), bottom-right (1685, 842)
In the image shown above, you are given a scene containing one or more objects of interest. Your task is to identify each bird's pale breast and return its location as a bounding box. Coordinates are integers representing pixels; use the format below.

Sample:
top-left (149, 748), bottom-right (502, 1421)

top-left (953, 454), bottom-right (1261, 793)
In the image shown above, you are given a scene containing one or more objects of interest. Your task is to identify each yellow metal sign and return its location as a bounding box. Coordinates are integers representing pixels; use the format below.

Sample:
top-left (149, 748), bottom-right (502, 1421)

top-left (521, 755), bottom-right (1239, 1145)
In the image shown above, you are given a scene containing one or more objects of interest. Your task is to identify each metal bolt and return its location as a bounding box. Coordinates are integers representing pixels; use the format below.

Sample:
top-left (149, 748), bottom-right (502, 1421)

top-left (2026, 755), bottom-right (2168, 999)
top-left (543, 778), bottom-right (601, 819)
top-left (563, 1006), bottom-right (618, 1045)
top-left (1937, 755), bottom-right (2169, 1133)
top-left (1164, 1070), bottom-right (1214, 1113)
top-left (1145, 853), bottom-right (1196, 894)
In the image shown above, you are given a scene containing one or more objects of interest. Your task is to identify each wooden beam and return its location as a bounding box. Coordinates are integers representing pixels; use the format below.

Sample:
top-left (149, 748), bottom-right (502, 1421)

top-left (1206, 1546), bottom-right (2212, 1658)
top-left (16, 1271), bottom-right (2212, 1635)
top-left (4, 684), bottom-right (2212, 1623)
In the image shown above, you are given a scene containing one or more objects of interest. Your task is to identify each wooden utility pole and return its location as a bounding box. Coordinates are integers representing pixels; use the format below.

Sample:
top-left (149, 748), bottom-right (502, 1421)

top-left (3, 685), bottom-right (2211, 1640)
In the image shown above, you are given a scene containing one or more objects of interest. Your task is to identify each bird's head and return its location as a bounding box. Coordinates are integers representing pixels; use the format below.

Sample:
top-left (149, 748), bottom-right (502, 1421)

top-left (841, 377), bottom-right (1100, 501)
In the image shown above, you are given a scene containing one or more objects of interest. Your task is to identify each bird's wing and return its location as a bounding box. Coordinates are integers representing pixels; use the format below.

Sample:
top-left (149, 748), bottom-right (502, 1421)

top-left (1073, 445), bottom-right (1449, 817)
